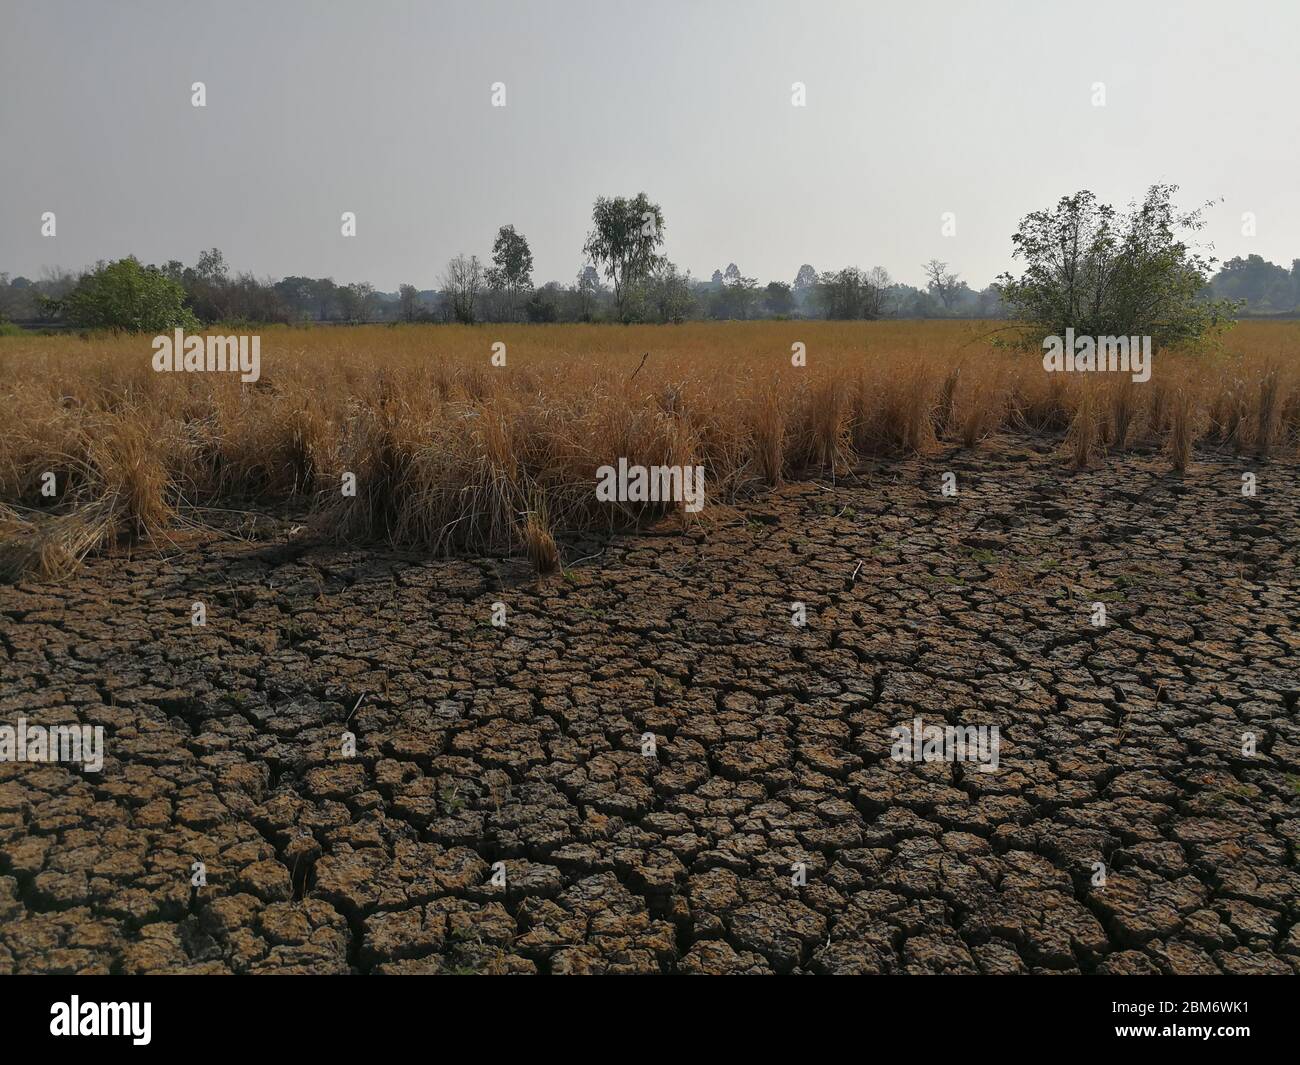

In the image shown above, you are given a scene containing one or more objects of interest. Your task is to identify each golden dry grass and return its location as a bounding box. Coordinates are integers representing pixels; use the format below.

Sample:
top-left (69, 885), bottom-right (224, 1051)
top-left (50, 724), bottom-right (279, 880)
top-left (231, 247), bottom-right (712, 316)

top-left (2, 320), bottom-right (1297, 578)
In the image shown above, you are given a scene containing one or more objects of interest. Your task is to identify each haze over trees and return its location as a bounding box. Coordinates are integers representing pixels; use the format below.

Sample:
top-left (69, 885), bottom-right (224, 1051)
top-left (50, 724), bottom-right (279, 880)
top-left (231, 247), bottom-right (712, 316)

top-left (1208, 254), bottom-right (1300, 313)
top-left (5, 185), bottom-right (1291, 333)
top-left (923, 260), bottom-right (962, 311)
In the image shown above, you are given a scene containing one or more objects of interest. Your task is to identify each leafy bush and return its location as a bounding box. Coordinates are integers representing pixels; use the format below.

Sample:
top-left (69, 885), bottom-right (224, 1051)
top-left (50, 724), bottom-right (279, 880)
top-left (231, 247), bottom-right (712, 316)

top-left (996, 185), bottom-right (1238, 348)
top-left (48, 257), bottom-right (200, 333)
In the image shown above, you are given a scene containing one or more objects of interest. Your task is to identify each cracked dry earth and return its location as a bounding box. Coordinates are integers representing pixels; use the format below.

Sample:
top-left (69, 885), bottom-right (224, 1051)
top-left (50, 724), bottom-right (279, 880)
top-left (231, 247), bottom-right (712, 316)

top-left (2, 436), bottom-right (1299, 976)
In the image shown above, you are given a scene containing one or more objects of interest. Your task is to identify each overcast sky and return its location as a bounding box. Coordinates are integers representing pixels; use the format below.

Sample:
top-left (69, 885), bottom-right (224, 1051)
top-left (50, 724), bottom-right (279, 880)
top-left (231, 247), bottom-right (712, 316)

top-left (2, 0), bottom-right (1297, 291)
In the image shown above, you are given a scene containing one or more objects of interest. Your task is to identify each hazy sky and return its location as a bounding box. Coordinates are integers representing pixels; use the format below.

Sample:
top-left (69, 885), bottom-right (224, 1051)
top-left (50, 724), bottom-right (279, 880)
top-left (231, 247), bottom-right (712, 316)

top-left (2, 0), bottom-right (1297, 291)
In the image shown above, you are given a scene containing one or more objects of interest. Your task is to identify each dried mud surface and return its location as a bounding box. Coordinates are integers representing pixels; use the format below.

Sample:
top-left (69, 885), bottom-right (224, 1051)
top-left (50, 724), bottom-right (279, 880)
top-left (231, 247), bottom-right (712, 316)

top-left (3, 437), bottom-right (1298, 975)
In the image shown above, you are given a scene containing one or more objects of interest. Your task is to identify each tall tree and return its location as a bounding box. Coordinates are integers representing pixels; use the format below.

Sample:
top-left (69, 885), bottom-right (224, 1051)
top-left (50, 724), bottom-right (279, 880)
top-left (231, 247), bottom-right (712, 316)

top-left (485, 225), bottom-right (533, 321)
top-left (581, 193), bottom-right (665, 320)
top-left (574, 263), bottom-right (603, 321)
top-left (864, 267), bottom-right (893, 318)
top-left (398, 283), bottom-right (420, 322)
top-left (923, 259), bottom-right (960, 310)
top-left (575, 264), bottom-right (602, 320)
top-left (442, 254), bottom-right (483, 324)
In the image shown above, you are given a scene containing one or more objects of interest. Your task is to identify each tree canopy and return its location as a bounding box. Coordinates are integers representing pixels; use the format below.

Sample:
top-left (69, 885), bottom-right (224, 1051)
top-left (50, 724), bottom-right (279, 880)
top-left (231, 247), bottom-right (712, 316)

top-left (996, 185), bottom-right (1236, 348)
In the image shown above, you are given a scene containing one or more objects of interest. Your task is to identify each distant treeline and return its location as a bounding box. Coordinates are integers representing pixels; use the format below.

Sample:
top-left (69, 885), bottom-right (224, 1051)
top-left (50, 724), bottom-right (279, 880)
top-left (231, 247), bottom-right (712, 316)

top-left (5, 253), bottom-right (1293, 331)
top-left (4, 190), bottom-right (1289, 331)
top-left (0, 251), bottom-right (1006, 328)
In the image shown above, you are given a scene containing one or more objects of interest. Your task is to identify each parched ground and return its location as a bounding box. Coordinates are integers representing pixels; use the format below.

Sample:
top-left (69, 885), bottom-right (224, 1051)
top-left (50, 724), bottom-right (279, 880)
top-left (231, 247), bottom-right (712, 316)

top-left (2, 436), bottom-right (1298, 975)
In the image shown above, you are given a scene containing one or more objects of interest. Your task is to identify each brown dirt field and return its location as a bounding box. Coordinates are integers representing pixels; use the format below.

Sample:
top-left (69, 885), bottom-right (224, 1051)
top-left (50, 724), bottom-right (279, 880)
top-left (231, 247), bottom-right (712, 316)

top-left (2, 435), bottom-right (1298, 974)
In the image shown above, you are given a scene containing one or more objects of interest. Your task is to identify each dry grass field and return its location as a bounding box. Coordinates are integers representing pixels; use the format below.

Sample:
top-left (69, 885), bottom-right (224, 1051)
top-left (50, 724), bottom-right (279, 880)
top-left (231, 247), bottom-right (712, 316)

top-left (2, 320), bottom-right (1298, 581)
